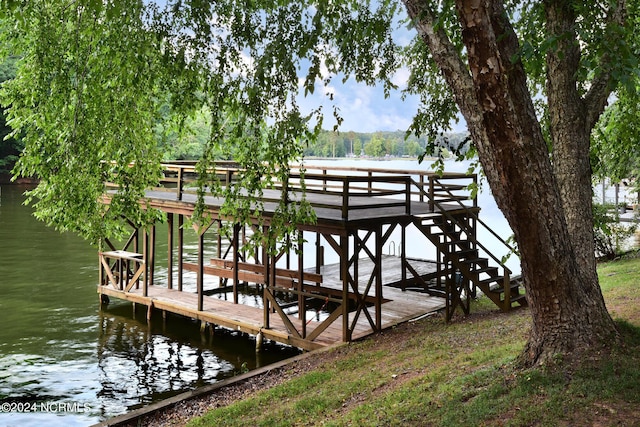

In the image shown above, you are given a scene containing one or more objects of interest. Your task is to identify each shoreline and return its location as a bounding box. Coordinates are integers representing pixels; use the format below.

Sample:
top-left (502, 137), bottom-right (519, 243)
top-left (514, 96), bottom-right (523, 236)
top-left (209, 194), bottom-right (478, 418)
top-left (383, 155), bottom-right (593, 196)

top-left (92, 342), bottom-right (344, 427)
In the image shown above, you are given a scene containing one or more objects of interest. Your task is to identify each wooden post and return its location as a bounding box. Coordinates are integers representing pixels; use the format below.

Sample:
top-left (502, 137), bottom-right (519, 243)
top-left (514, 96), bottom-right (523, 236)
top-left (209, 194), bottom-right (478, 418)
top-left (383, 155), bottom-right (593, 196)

top-left (98, 240), bottom-right (104, 289)
top-left (178, 214), bottom-right (184, 292)
top-left (256, 329), bottom-right (263, 353)
top-left (342, 179), bottom-right (349, 220)
top-left (233, 223), bottom-right (240, 304)
top-left (401, 223), bottom-right (407, 290)
top-left (143, 228), bottom-right (149, 297)
top-left (177, 166), bottom-right (184, 201)
top-left (167, 213), bottom-right (174, 290)
top-left (197, 227), bottom-right (204, 312)
top-left (340, 234), bottom-right (349, 342)
top-left (149, 224), bottom-right (156, 287)
top-left (286, 233), bottom-right (290, 270)
top-left (315, 232), bottom-right (321, 275)
top-left (375, 225), bottom-right (383, 331)
top-left (263, 234), bottom-right (270, 330)
top-left (405, 178), bottom-right (411, 214)
top-left (298, 238), bottom-right (306, 338)
top-left (217, 220), bottom-right (222, 259)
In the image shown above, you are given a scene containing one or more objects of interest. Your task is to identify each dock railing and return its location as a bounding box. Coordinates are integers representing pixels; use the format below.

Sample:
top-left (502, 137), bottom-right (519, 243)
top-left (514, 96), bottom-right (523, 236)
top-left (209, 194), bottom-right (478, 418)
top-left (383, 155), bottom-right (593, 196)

top-left (151, 161), bottom-right (478, 220)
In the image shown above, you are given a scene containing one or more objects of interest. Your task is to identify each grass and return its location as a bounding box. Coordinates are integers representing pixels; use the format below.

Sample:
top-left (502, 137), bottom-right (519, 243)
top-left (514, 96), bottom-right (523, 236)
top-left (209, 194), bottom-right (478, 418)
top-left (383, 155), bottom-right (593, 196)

top-left (187, 258), bottom-right (640, 426)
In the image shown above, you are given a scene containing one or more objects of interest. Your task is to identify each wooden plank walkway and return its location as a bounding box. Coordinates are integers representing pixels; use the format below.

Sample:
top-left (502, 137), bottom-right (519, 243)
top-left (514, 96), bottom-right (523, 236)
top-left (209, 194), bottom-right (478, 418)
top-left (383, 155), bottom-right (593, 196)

top-left (311, 255), bottom-right (440, 289)
top-left (98, 257), bottom-right (446, 350)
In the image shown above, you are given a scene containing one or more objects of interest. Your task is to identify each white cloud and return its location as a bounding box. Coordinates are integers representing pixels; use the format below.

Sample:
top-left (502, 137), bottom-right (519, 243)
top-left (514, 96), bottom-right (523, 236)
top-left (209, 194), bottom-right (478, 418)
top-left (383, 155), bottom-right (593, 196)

top-left (297, 76), bottom-right (421, 133)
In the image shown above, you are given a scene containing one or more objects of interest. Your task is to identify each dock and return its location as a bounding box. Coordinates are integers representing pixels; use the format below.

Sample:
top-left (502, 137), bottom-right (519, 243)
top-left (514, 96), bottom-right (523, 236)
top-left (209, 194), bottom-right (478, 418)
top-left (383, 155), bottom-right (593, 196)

top-left (98, 162), bottom-right (524, 351)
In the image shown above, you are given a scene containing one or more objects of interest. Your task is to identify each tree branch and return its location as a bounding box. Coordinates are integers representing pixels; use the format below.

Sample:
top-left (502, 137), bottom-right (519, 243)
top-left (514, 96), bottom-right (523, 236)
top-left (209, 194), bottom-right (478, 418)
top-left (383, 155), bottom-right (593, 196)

top-left (583, 0), bottom-right (627, 131)
top-left (401, 0), bottom-right (483, 134)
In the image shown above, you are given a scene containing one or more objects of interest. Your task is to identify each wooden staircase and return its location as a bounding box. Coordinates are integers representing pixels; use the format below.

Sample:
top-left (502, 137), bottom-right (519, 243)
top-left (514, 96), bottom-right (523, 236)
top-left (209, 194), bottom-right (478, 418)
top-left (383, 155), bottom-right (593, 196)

top-left (410, 175), bottom-right (527, 320)
top-left (415, 212), bottom-right (526, 320)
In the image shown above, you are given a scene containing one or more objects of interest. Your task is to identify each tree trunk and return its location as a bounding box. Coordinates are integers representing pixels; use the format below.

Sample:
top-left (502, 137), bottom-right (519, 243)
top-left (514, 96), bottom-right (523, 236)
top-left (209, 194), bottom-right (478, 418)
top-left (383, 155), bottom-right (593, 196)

top-left (545, 0), bottom-right (624, 289)
top-left (402, 0), bottom-right (618, 367)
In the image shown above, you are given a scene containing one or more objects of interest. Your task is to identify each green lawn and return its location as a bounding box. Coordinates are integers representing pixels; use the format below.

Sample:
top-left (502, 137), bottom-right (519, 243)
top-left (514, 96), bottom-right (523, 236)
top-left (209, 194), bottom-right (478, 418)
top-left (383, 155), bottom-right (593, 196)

top-left (188, 257), bottom-right (640, 426)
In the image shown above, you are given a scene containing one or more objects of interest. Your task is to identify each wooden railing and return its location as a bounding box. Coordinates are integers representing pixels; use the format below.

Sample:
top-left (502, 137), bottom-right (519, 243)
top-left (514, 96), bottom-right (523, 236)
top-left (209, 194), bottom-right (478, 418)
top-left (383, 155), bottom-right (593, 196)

top-left (150, 161), bottom-right (478, 220)
top-left (430, 175), bottom-right (514, 275)
top-left (99, 250), bottom-right (145, 293)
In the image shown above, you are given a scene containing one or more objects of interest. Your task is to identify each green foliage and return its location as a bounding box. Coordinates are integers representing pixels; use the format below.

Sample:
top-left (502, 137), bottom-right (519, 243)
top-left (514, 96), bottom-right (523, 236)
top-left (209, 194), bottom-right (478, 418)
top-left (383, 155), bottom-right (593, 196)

top-left (511, 0), bottom-right (639, 141)
top-left (0, 55), bottom-right (20, 173)
top-left (593, 202), bottom-right (638, 260)
top-left (156, 107), bottom-right (212, 161)
top-left (592, 86), bottom-right (640, 190)
top-left (1, 0), bottom-right (639, 249)
top-left (1, 1), bottom-right (166, 241)
top-left (0, 0), bottom-right (400, 243)
top-left (302, 130), bottom-right (439, 159)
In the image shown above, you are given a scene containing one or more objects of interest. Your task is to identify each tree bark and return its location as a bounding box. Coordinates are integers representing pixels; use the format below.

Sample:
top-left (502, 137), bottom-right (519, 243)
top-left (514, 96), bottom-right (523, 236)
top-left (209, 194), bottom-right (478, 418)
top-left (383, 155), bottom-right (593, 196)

top-left (546, 0), bottom-right (597, 287)
top-left (402, 0), bottom-right (618, 367)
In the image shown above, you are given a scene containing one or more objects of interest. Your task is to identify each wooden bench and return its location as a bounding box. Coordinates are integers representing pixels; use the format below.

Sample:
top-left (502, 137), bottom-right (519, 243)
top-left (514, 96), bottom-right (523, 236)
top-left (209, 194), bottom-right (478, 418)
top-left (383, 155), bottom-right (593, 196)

top-left (182, 258), bottom-right (322, 288)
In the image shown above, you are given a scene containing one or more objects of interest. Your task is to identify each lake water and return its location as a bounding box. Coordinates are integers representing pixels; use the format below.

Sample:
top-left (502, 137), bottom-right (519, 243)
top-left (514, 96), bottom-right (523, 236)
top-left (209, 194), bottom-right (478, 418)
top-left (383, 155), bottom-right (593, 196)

top-left (0, 185), bottom-right (299, 427)
top-left (0, 158), bottom-right (522, 426)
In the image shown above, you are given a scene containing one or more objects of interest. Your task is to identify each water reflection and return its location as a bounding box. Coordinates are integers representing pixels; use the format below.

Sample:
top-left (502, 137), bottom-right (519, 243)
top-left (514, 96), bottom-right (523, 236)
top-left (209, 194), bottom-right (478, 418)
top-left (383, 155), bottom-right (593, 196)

top-left (96, 302), bottom-right (299, 416)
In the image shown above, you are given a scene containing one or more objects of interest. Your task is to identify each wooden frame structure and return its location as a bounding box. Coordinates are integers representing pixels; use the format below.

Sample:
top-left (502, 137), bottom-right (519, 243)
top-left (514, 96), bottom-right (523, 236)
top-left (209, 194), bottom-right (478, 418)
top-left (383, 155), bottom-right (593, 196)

top-left (98, 162), bottom-right (523, 351)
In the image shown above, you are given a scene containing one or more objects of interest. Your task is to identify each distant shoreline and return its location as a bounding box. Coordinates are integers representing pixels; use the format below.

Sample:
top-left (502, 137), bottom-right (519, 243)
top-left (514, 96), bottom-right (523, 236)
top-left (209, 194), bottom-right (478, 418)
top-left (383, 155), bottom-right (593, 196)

top-left (302, 155), bottom-right (439, 162)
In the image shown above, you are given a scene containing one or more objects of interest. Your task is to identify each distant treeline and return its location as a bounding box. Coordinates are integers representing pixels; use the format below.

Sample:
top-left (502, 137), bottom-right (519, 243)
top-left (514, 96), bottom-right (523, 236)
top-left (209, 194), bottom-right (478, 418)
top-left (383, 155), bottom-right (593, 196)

top-left (302, 130), bottom-right (469, 159)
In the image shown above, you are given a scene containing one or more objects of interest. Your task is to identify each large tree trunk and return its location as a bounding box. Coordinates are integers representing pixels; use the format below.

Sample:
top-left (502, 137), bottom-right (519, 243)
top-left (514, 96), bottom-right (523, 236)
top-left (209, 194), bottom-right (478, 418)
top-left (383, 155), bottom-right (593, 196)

top-left (546, 1), bottom-right (597, 287)
top-left (546, 0), bottom-right (619, 286)
top-left (402, 0), bottom-right (618, 367)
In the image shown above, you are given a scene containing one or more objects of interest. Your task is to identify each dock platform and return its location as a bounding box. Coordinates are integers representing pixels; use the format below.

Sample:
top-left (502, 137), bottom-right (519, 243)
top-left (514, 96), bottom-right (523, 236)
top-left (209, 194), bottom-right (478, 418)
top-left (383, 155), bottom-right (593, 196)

top-left (98, 162), bottom-right (521, 351)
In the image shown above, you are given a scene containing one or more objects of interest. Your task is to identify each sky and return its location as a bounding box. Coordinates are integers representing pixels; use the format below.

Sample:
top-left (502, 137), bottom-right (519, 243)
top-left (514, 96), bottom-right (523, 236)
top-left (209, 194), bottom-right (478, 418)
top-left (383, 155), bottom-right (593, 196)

top-left (290, 25), bottom-right (468, 135)
top-left (297, 74), bottom-right (420, 134)
top-left (145, 0), bottom-right (468, 135)
top-left (297, 74), bottom-right (469, 134)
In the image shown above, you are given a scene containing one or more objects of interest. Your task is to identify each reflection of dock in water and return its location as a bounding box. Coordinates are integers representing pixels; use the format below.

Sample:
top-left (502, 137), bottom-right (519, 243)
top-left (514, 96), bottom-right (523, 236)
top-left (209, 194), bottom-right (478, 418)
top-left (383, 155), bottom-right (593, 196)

top-left (96, 306), bottom-right (298, 415)
top-left (98, 163), bottom-right (523, 352)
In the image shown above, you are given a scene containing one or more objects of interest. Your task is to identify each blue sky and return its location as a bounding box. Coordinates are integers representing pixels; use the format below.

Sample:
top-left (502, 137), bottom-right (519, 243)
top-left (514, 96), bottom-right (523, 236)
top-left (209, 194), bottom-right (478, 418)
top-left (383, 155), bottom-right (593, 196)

top-left (148, 0), bottom-right (467, 135)
top-left (291, 12), bottom-right (468, 135)
top-left (297, 75), bottom-right (468, 134)
top-left (297, 74), bottom-right (420, 133)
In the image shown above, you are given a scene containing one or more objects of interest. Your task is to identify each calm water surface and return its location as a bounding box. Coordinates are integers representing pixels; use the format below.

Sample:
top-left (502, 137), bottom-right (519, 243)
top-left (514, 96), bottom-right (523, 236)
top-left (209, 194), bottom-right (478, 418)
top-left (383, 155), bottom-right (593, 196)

top-left (0, 185), bottom-right (298, 427)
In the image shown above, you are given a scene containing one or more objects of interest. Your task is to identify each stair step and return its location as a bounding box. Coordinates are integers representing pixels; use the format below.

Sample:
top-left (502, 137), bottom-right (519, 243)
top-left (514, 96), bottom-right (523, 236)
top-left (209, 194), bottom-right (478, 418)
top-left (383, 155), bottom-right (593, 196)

top-left (510, 294), bottom-right (528, 306)
top-left (466, 265), bottom-right (498, 275)
top-left (449, 240), bottom-right (472, 249)
top-left (478, 276), bottom-right (505, 288)
top-left (430, 232), bottom-right (462, 241)
top-left (461, 258), bottom-right (490, 271)
top-left (451, 249), bottom-right (478, 262)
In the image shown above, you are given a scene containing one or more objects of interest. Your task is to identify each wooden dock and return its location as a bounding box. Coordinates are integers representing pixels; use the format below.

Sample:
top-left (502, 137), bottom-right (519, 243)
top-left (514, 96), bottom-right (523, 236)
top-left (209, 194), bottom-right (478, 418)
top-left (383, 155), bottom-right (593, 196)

top-left (98, 162), bottom-right (522, 351)
top-left (98, 256), bottom-right (445, 351)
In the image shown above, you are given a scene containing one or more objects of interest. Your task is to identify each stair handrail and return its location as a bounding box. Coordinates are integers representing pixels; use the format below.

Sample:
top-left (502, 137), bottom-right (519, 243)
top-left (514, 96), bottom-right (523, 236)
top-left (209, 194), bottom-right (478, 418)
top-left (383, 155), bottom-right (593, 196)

top-left (422, 175), bottom-right (516, 275)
